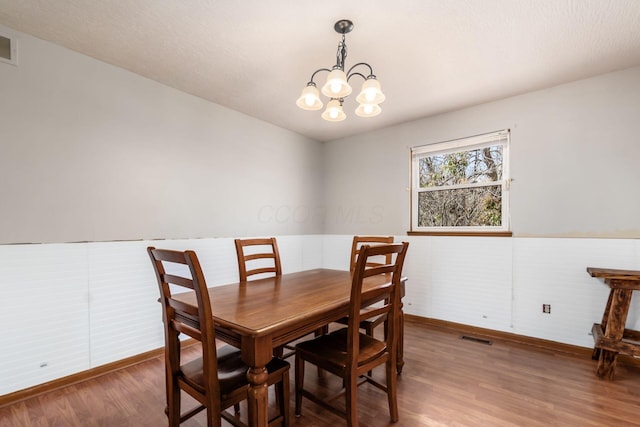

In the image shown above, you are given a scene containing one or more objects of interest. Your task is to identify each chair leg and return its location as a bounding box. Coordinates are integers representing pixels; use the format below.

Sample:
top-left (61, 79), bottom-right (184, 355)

top-left (295, 355), bottom-right (305, 417)
top-left (279, 369), bottom-right (291, 426)
top-left (386, 360), bottom-right (398, 422)
top-left (167, 377), bottom-right (181, 427)
top-left (274, 345), bottom-right (285, 358)
top-left (314, 327), bottom-right (327, 379)
top-left (345, 373), bottom-right (358, 427)
top-left (366, 324), bottom-right (374, 377)
top-left (315, 325), bottom-right (329, 337)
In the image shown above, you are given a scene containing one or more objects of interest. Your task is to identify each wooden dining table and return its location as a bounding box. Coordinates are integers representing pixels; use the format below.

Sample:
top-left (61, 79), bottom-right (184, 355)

top-left (172, 268), bottom-right (406, 427)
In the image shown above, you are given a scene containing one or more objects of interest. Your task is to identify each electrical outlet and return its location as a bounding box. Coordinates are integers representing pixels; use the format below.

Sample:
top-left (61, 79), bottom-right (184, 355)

top-left (542, 304), bottom-right (551, 314)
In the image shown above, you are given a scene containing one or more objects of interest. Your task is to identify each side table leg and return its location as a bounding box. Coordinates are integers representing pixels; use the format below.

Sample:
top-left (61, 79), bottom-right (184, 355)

top-left (596, 350), bottom-right (618, 380)
top-left (595, 288), bottom-right (632, 379)
top-left (593, 289), bottom-right (614, 360)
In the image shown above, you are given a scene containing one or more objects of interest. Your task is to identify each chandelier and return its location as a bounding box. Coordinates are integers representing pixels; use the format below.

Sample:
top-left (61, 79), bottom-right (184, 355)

top-left (296, 19), bottom-right (385, 122)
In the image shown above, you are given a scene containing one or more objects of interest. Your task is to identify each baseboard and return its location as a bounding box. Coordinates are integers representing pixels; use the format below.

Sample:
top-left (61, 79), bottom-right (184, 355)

top-left (405, 315), bottom-right (592, 356)
top-left (405, 314), bottom-right (640, 367)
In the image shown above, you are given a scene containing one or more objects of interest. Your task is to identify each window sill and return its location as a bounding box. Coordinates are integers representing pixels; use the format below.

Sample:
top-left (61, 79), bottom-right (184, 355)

top-left (407, 231), bottom-right (512, 237)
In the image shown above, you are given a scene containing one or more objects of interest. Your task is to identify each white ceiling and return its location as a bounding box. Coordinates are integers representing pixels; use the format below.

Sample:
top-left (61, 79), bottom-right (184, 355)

top-left (1, 0), bottom-right (640, 142)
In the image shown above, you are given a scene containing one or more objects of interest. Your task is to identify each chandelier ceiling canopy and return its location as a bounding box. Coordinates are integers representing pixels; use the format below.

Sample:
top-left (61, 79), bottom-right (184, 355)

top-left (296, 20), bottom-right (385, 122)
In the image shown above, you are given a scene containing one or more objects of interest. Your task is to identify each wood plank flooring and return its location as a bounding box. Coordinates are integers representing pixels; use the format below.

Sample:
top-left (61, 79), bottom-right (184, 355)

top-left (2, 319), bottom-right (640, 426)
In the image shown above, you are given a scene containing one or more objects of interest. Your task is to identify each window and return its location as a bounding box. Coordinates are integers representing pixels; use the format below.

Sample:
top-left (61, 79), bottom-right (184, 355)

top-left (411, 130), bottom-right (510, 233)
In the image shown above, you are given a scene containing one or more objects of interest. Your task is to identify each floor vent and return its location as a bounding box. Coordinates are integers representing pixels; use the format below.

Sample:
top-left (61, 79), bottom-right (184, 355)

top-left (460, 335), bottom-right (493, 345)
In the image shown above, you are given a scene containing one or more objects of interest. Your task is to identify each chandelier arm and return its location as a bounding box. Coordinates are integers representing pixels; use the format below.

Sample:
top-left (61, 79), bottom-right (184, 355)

top-left (346, 72), bottom-right (368, 83)
top-left (346, 62), bottom-right (374, 78)
top-left (308, 68), bottom-right (332, 84)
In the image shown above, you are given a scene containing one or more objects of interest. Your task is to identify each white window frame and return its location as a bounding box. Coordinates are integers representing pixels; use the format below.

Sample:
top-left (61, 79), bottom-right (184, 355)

top-left (411, 130), bottom-right (510, 233)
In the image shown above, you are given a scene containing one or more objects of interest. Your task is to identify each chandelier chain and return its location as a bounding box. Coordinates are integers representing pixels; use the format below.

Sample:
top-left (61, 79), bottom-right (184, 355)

top-left (336, 33), bottom-right (348, 71)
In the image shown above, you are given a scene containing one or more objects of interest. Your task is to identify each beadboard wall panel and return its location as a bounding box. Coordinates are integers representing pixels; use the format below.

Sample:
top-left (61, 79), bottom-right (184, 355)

top-left (157, 238), bottom-right (239, 286)
top-left (273, 234), bottom-right (323, 273)
top-left (511, 238), bottom-right (640, 347)
top-left (0, 235), bottom-right (326, 396)
top-left (406, 236), bottom-right (514, 331)
top-left (0, 243), bottom-right (90, 395)
top-left (3, 235), bottom-right (640, 397)
top-left (88, 241), bottom-right (164, 367)
top-left (399, 236), bottom-right (432, 320)
top-left (321, 235), bottom-right (353, 271)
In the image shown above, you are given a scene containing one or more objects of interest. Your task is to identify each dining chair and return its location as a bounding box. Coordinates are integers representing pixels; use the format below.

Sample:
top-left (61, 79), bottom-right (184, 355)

top-left (337, 236), bottom-right (395, 338)
top-left (294, 242), bottom-right (409, 427)
top-left (234, 237), bottom-right (282, 282)
top-left (148, 247), bottom-right (290, 427)
top-left (234, 237), bottom-right (327, 359)
top-left (349, 235), bottom-right (394, 272)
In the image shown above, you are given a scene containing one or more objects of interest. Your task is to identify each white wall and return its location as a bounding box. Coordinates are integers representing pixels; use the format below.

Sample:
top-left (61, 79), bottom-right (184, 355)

top-left (2, 23), bottom-right (640, 398)
top-left (323, 65), bottom-right (640, 238)
top-left (0, 24), bottom-right (324, 244)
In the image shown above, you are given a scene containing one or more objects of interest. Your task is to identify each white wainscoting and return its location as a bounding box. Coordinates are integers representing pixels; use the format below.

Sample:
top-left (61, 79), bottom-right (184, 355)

top-left (0, 243), bottom-right (91, 396)
top-left (392, 236), bottom-right (640, 347)
top-left (511, 238), bottom-right (640, 346)
top-left (0, 235), bottom-right (324, 395)
top-left (2, 235), bottom-right (640, 395)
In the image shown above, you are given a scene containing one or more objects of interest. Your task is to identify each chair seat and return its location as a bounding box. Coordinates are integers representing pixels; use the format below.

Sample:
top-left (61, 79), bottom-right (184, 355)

top-left (182, 345), bottom-right (290, 397)
top-left (181, 345), bottom-right (247, 395)
top-left (296, 328), bottom-right (387, 370)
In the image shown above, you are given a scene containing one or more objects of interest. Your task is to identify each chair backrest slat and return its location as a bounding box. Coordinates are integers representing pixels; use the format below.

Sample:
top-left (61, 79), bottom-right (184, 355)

top-left (163, 273), bottom-right (196, 289)
top-left (234, 237), bottom-right (282, 282)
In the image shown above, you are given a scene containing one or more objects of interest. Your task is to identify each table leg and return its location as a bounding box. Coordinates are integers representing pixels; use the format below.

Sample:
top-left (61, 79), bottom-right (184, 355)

top-left (593, 289), bottom-right (614, 360)
top-left (596, 288), bottom-right (632, 380)
top-left (243, 335), bottom-right (271, 427)
top-left (247, 367), bottom-right (269, 426)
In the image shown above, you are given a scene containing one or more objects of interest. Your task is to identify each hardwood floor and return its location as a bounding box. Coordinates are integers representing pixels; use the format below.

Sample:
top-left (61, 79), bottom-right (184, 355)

top-left (2, 319), bottom-right (640, 426)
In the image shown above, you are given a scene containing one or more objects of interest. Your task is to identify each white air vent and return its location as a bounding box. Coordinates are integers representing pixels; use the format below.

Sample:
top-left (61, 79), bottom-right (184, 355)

top-left (0, 33), bottom-right (17, 66)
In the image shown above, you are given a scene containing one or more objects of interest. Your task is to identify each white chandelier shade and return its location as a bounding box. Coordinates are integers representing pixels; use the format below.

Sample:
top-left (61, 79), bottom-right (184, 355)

top-left (355, 102), bottom-right (382, 118)
top-left (321, 99), bottom-right (347, 122)
top-left (297, 20), bottom-right (384, 122)
top-left (296, 84), bottom-right (323, 110)
top-left (356, 78), bottom-right (385, 105)
top-left (321, 69), bottom-right (352, 98)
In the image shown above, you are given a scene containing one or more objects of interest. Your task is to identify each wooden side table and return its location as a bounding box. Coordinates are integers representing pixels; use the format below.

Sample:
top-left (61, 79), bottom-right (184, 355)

top-left (587, 267), bottom-right (640, 380)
